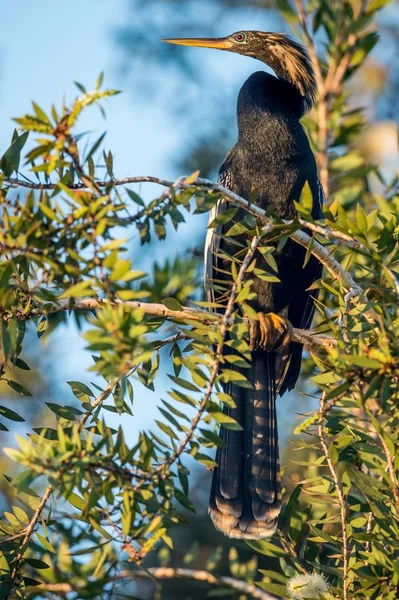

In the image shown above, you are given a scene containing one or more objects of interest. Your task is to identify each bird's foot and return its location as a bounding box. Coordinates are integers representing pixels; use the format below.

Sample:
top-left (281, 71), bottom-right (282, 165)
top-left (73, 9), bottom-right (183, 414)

top-left (248, 312), bottom-right (292, 352)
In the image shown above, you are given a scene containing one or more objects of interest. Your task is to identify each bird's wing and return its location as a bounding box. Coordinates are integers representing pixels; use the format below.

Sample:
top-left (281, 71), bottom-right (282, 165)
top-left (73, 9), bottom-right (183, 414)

top-left (204, 198), bottom-right (226, 304)
top-left (204, 153), bottom-right (235, 304)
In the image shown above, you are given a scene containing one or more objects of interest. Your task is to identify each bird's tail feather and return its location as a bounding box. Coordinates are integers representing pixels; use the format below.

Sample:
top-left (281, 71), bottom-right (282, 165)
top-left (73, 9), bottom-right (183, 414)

top-left (209, 350), bottom-right (281, 539)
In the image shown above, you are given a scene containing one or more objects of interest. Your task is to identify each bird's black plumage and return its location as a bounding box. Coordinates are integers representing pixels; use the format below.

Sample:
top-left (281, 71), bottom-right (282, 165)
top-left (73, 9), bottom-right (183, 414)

top-left (164, 31), bottom-right (323, 539)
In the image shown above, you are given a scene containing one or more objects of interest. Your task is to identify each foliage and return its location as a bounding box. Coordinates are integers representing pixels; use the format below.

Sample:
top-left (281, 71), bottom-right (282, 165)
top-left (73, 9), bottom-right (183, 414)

top-left (0, 1), bottom-right (398, 599)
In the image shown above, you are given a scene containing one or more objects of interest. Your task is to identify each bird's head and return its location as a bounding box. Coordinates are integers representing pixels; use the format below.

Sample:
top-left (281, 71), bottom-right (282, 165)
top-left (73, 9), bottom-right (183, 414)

top-left (163, 31), bottom-right (317, 114)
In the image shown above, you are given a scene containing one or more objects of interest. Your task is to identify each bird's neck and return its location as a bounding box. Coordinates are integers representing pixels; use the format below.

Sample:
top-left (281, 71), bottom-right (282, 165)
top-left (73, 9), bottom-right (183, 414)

top-left (237, 71), bottom-right (305, 130)
top-left (263, 55), bottom-right (315, 115)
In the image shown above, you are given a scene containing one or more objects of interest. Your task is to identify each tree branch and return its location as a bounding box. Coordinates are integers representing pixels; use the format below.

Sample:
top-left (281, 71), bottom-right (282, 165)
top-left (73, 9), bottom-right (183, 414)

top-left (294, 0), bottom-right (330, 194)
top-left (318, 392), bottom-right (349, 600)
top-left (32, 568), bottom-right (280, 600)
top-left (8, 485), bottom-right (54, 587)
top-left (18, 297), bottom-right (336, 349)
top-left (6, 371), bottom-right (125, 593)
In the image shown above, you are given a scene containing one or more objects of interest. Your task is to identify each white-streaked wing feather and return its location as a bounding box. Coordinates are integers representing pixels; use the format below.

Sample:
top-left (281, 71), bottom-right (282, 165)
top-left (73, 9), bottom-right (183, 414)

top-left (204, 199), bottom-right (226, 303)
top-left (204, 167), bottom-right (232, 304)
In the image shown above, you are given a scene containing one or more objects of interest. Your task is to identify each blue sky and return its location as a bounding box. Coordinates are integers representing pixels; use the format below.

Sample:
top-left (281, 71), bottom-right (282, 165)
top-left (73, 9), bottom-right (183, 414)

top-left (0, 0), bottom-right (182, 183)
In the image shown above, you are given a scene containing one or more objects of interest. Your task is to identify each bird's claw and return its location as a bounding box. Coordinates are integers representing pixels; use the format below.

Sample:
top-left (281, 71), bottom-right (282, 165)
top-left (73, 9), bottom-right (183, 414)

top-left (249, 312), bottom-right (292, 352)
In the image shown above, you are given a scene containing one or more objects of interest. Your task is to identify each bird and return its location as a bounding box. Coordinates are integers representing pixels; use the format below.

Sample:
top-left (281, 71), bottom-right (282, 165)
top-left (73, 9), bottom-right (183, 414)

top-left (163, 31), bottom-right (324, 539)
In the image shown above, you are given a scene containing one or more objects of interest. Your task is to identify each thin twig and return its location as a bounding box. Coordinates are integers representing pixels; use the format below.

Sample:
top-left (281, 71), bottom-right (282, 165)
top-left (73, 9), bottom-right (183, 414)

top-left (8, 485), bottom-right (53, 586)
top-left (318, 392), bottom-right (349, 600)
top-left (79, 374), bottom-right (122, 431)
top-left (296, 218), bottom-right (368, 252)
top-left (280, 532), bottom-right (307, 574)
top-left (5, 175), bottom-right (180, 191)
top-left (376, 431), bottom-right (399, 519)
top-left (295, 0), bottom-right (329, 196)
top-left (295, 0), bottom-right (325, 93)
top-left (0, 531), bottom-right (29, 546)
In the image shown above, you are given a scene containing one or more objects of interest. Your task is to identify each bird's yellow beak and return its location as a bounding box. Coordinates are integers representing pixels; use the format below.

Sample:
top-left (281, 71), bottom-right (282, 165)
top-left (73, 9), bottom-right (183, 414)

top-left (162, 37), bottom-right (231, 50)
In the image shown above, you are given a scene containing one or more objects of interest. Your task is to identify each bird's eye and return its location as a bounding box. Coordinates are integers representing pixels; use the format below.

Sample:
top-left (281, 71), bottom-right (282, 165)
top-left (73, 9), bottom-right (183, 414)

top-left (234, 32), bottom-right (246, 43)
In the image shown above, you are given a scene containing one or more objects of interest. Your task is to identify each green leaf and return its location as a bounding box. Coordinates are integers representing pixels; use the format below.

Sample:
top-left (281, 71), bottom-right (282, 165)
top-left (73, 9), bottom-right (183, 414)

top-left (0, 551), bottom-right (10, 574)
top-left (0, 406), bottom-right (25, 422)
top-left (356, 203), bottom-right (368, 232)
top-left (184, 170), bottom-right (200, 184)
top-left (312, 371), bottom-right (343, 385)
top-left (208, 408), bottom-right (242, 431)
top-left (275, 0), bottom-right (298, 23)
top-left (168, 376), bottom-right (200, 393)
top-left (36, 533), bottom-right (56, 554)
top-left (86, 131), bottom-right (107, 162)
top-left (23, 577), bottom-right (42, 587)
top-left (113, 383), bottom-right (124, 415)
top-left (58, 279), bottom-right (96, 299)
top-left (207, 208), bottom-right (237, 228)
top-left (7, 380), bottom-right (32, 396)
top-left (126, 188), bottom-right (145, 206)
top-left (12, 469), bottom-right (37, 493)
top-left (156, 420), bottom-right (178, 440)
top-left (24, 558), bottom-right (50, 570)
top-left (246, 540), bottom-right (287, 557)
top-left (161, 297), bottom-right (183, 311)
top-left (31, 101), bottom-right (51, 124)
top-left (344, 355), bottom-right (381, 369)
top-left (67, 492), bottom-right (85, 511)
top-left (175, 488), bottom-right (196, 512)
top-left (13, 506), bottom-right (28, 524)
top-left (257, 582), bottom-right (288, 596)
top-left (39, 202), bottom-right (60, 222)
top-left (1, 130), bottom-right (29, 176)
top-left (329, 442), bottom-right (339, 465)
top-left (46, 403), bottom-right (83, 420)
top-left (219, 369), bottom-right (249, 384)
top-left (279, 484), bottom-right (302, 530)
top-left (105, 150), bottom-right (114, 176)
top-left (299, 180), bottom-right (313, 213)
top-left (121, 490), bottom-right (132, 536)
top-left (67, 381), bottom-right (94, 401)
top-left (199, 428), bottom-right (225, 448)
top-left (15, 358), bottom-right (30, 371)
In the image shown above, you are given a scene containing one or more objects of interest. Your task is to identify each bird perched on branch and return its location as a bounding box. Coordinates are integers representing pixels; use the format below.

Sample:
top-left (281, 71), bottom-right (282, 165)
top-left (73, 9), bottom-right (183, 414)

top-left (163, 31), bottom-right (323, 539)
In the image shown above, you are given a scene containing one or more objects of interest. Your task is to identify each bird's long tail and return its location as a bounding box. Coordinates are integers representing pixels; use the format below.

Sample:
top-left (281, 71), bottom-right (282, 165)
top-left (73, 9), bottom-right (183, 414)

top-left (209, 350), bottom-right (281, 539)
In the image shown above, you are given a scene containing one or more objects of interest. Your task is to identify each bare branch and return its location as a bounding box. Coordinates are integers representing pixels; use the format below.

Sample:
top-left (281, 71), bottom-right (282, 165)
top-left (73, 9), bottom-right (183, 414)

top-left (32, 568), bottom-right (280, 600)
top-left (17, 297), bottom-right (336, 349)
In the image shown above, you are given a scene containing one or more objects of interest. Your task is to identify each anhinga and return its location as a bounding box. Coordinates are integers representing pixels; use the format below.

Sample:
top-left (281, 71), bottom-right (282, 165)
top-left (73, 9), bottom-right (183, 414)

top-left (163, 31), bottom-right (323, 539)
